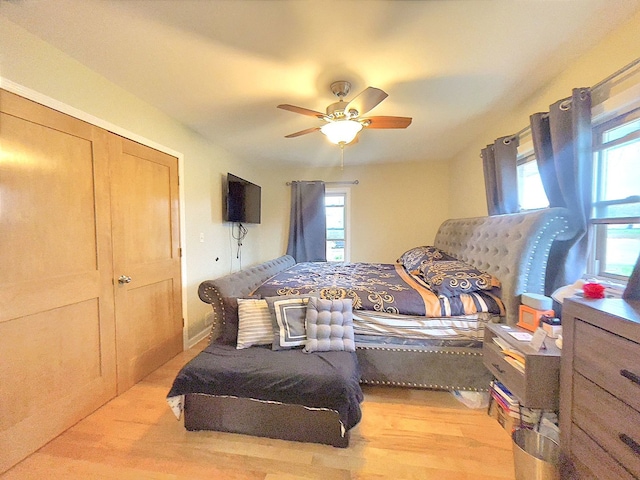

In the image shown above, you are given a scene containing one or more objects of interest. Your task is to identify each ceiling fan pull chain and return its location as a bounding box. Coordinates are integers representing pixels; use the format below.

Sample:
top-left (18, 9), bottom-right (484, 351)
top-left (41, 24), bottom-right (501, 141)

top-left (340, 143), bottom-right (345, 170)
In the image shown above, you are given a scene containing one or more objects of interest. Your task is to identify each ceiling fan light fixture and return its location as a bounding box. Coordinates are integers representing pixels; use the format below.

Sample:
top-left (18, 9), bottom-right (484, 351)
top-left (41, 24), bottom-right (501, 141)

top-left (320, 120), bottom-right (363, 145)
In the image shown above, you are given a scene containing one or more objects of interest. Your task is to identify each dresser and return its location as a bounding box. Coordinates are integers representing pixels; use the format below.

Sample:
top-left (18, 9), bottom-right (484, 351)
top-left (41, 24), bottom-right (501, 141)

top-left (559, 298), bottom-right (640, 479)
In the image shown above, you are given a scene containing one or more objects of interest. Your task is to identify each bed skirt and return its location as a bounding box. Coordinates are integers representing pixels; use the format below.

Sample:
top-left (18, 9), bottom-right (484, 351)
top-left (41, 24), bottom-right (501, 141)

top-left (184, 393), bottom-right (350, 447)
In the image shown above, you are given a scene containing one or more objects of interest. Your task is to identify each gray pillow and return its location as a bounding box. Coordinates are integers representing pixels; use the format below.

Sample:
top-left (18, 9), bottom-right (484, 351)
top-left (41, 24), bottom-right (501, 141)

top-left (304, 297), bottom-right (355, 353)
top-left (265, 295), bottom-right (312, 350)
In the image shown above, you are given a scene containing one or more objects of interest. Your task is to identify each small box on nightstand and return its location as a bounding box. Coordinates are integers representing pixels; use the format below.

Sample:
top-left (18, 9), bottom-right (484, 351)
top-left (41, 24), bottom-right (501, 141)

top-left (517, 304), bottom-right (554, 332)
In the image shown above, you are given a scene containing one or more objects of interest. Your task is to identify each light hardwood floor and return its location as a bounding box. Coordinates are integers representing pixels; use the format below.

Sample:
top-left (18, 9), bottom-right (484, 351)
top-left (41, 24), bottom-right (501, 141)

top-left (2, 341), bottom-right (516, 479)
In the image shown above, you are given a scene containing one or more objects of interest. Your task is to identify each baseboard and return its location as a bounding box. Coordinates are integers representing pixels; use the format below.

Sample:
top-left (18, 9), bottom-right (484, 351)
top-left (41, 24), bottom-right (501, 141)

top-left (187, 326), bottom-right (211, 349)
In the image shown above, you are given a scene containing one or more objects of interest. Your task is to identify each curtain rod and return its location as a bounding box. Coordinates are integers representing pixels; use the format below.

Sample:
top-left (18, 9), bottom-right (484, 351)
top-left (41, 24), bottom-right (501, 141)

top-left (500, 56), bottom-right (640, 147)
top-left (592, 56), bottom-right (640, 91)
top-left (286, 180), bottom-right (359, 186)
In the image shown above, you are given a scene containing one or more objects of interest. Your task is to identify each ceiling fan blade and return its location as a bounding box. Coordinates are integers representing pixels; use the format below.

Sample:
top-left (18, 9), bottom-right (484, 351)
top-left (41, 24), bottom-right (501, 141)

top-left (284, 126), bottom-right (321, 138)
top-left (344, 87), bottom-right (388, 118)
top-left (363, 116), bottom-right (412, 129)
top-left (277, 104), bottom-right (325, 118)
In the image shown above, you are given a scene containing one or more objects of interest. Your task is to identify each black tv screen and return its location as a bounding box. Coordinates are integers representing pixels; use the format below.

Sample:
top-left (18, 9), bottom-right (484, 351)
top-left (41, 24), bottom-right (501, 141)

top-left (224, 173), bottom-right (261, 224)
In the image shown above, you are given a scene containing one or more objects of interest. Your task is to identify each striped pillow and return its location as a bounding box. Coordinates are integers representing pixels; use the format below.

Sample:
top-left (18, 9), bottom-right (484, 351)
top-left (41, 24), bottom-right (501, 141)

top-left (236, 298), bottom-right (273, 349)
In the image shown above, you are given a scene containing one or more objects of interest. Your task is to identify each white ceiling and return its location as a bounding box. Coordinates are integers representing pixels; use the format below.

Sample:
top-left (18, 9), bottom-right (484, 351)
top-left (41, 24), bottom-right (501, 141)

top-left (3, 0), bottom-right (640, 166)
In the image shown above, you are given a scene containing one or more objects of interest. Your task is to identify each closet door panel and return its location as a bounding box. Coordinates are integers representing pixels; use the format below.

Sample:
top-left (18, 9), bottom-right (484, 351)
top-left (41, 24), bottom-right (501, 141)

top-left (0, 90), bottom-right (116, 473)
top-left (109, 135), bottom-right (182, 393)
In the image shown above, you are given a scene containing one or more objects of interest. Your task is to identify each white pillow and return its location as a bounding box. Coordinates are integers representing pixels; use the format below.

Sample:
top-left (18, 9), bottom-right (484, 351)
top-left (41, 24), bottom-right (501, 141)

top-left (236, 298), bottom-right (272, 349)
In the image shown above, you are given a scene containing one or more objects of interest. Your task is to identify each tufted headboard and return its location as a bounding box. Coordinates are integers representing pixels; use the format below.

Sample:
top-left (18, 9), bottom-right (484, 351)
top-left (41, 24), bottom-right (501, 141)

top-left (433, 207), bottom-right (573, 325)
top-left (199, 255), bottom-right (296, 337)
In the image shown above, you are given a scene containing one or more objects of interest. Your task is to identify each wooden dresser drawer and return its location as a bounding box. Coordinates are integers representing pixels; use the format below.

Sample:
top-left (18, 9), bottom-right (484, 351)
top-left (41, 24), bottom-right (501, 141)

top-left (574, 319), bottom-right (640, 413)
top-left (568, 424), bottom-right (636, 480)
top-left (572, 373), bottom-right (640, 479)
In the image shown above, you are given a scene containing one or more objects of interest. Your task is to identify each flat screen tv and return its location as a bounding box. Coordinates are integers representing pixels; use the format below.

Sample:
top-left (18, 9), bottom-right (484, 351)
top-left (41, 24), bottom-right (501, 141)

top-left (224, 173), bottom-right (261, 224)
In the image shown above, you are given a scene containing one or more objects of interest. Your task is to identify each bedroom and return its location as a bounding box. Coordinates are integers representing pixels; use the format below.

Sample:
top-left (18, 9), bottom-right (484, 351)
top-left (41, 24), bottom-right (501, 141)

top-left (1, 1), bottom-right (640, 478)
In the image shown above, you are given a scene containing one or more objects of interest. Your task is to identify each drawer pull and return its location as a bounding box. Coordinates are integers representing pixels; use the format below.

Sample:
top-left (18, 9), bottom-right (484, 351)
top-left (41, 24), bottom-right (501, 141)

top-left (620, 369), bottom-right (640, 386)
top-left (492, 363), bottom-right (506, 374)
top-left (619, 433), bottom-right (640, 456)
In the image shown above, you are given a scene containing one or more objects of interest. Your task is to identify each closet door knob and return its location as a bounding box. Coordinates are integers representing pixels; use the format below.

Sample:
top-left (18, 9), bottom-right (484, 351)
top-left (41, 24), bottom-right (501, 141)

top-left (118, 275), bottom-right (132, 284)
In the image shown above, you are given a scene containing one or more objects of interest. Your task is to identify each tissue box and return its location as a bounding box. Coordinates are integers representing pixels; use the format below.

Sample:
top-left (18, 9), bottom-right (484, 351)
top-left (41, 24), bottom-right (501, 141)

top-left (542, 323), bottom-right (562, 338)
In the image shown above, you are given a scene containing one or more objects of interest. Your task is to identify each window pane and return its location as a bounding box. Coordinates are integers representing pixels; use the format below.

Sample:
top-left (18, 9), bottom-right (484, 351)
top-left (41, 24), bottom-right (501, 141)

top-left (599, 223), bottom-right (640, 277)
top-left (603, 118), bottom-right (640, 143)
top-left (594, 201), bottom-right (640, 219)
top-left (325, 191), bottom-right (347, 261)
top-left (325, 196), bottom-right (344, 207)
top-left (598, 140), bottom-right (640, 202)
top-left (517, 160), bottom-right (549, 210)
top-left (327, 228), bottom-right (344, 240)
top-left (326, 240), bottom-right (345, 262)
top-left (326, 206), bottom-right (344, 229)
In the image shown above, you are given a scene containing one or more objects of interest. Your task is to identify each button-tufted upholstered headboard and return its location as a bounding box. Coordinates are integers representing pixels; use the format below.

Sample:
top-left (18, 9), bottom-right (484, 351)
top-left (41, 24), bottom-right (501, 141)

top-left (433, 207), bottom-right (572, 325)
top-left (199, 207), bottom-right (573, 337)
top-left (199, 255), bottom-right (296, 338)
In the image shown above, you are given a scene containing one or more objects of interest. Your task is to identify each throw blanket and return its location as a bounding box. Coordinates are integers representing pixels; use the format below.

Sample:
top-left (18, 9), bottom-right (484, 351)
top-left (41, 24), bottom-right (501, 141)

top-left (167, 343), bottom-right (363, 431)
top-left (253, 262), bottom-right (504, 317)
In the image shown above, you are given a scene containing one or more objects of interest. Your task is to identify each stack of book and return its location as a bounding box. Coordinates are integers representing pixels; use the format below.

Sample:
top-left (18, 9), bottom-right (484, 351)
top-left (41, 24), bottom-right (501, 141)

top-left (492, 336), bottom-right (526, 373)
top-left (489, 380), bottom-right (540, 430)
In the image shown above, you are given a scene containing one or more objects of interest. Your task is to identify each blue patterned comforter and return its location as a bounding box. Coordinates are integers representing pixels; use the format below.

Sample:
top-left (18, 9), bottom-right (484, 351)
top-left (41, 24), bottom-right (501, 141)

top-left (253, 262), bottom-right (504, 318)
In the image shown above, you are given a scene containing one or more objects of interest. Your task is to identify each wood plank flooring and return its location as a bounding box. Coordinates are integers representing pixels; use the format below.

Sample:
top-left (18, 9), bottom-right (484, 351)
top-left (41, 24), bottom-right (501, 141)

top-left (2, 341), bottom-right (516, 479)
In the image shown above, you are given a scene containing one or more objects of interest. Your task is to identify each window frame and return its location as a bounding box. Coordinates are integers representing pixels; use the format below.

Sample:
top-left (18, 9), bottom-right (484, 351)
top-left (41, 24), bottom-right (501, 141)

top-left (589, 106), bottom-right (640, 282)
top-left (325, 187), bottom-right (351, 262)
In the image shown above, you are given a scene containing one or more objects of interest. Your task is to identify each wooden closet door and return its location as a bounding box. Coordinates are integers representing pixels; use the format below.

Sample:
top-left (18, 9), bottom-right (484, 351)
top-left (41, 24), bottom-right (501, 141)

top-left (0, 90), bottom-right (117, 473)
top-left (109, 135), bottom-right (183, 394)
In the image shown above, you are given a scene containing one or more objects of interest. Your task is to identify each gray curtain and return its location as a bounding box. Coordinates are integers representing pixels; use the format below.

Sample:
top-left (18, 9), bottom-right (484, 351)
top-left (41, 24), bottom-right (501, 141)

top-left (286, 181), bottom-right (327, 262)
top-left (481, 135), bottom-right (519, 215)
top-left (530, 87), bottom-right (592, 292)
top-left (623, 253), bottom-right (640, 300)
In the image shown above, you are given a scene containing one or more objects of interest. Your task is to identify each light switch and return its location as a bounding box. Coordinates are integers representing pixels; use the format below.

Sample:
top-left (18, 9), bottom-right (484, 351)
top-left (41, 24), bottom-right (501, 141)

top-left (199, 232), bottom-right (204, 242)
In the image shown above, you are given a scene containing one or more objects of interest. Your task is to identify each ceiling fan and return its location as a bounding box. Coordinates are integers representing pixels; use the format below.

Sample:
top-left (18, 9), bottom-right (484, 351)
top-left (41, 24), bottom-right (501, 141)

top-left (277, 81), bottom-right (412, 146)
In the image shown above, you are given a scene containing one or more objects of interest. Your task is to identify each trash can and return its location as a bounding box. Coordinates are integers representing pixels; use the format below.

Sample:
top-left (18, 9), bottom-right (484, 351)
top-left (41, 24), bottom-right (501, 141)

top-left (512, 428), bottom-right (560, 480)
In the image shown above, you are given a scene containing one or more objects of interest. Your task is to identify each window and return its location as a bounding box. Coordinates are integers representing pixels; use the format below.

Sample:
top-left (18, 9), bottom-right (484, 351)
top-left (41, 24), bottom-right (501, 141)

top-left (517, 149), bottom-right (549, 211)
top-left (325, 188), bottom-right (350, 262)
top-left (514, 100), bottom-right (640, 282)
top-left (590, 108), bottom-right (640, 280)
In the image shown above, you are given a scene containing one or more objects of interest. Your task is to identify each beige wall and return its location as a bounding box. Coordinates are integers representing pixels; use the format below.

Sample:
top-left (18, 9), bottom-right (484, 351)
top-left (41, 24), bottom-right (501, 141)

top-left (265, 160), bottom-right (451, 264)
top-left (448, 8), bottom-right (640, 219)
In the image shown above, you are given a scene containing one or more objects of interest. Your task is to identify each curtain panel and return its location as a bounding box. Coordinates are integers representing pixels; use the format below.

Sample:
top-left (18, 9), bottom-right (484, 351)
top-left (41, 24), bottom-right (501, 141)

top-left (286, 181), bottom-right (327, 263)
top-left (481, 135), bottom-right (519, 215)
top-left (530, 87), bottom-right (593, 292)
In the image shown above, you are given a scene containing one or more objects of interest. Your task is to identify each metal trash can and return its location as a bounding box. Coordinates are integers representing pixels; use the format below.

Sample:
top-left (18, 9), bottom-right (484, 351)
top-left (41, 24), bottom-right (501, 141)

top-left (512, 428), bottom-right (560, 480)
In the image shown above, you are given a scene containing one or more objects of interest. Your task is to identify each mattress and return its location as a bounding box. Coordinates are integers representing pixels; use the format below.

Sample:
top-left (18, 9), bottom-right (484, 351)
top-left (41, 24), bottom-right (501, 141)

top-left (352, 310), bottom-right (498, 344)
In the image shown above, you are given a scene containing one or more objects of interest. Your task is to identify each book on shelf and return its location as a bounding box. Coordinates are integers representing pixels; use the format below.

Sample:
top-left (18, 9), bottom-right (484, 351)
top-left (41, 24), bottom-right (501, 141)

top-left (490, 380), bottom-right (517, 406)
top-left (491, 336), bottom-right (526, 367)
top-left (502, 349), bottom-right (526, 365)
top-left (490, 391), bottom-right (540, 422)
top-left (504, 356), bottom-right (525, 373)
top-left (492, 336), bottom-right (510, 350)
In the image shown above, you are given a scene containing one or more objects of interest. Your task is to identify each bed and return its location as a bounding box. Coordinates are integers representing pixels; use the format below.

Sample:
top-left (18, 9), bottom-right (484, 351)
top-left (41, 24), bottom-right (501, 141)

top-left (169, 207), bottom-right (572, 446)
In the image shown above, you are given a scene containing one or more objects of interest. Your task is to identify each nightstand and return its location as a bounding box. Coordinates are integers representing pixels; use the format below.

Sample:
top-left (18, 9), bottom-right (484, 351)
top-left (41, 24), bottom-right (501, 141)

top-left (483, 322), bottom-right (561, 409)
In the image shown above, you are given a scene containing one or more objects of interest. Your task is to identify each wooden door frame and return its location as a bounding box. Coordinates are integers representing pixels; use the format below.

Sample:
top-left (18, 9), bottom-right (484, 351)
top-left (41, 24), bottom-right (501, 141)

top-left (1, 78), bottom-right (189, 349)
